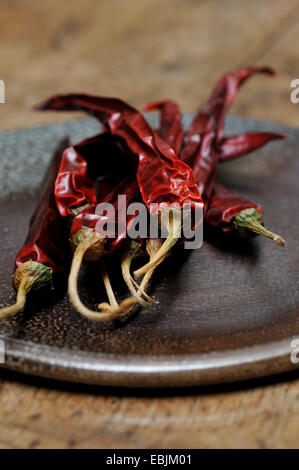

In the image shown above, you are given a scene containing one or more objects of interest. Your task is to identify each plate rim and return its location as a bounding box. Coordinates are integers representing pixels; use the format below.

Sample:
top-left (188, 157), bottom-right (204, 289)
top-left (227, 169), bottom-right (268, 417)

top-left (1, 334), bottom-right (298, 387)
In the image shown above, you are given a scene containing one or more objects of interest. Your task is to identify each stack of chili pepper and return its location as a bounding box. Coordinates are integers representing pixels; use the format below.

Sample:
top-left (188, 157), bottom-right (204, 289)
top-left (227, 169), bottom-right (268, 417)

top-left (145, 66), bottom-right (285, 245)
top-left (34, 94), bottom-right (204, 318)
top-left (0, 66), bottom-right (285, 323)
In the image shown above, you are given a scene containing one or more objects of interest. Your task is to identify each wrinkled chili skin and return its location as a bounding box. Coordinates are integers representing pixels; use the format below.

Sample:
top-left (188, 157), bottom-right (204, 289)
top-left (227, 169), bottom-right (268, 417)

top-left (219, 132), bottom-right (284, 162)
top-left (54, 133), bottom-right (134, 217)
top-left (143, 100), bottom-right (184, 155)
top-left (55, 144), bottom-right (96, 217)
top-left (36, 94), bottom-right (204, 216)
top-left (181, 66), bottom-right (274, 166)
top-left (14, 139), bottom-right (70, 288)
top-left (70, 177), bottom-right (141, 254)
top-left (205, 184), bottom-right (262, 232)
top-left (145, 101), bottom-right (284, 165)
top-left (147, 91), bottom-right (276, 237)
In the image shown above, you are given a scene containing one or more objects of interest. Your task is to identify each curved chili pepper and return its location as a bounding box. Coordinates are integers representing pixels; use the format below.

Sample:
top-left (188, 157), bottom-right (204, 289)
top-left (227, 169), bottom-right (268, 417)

top-left (145, 100), bottom-right (284, 164)
top-left (0, 139), bottom-right (70, 320)
top-left (147, 88), bottom-right (285, 247)
top-left (54, 128), bottom-right (155, 317)
top-left (36, 95), bottom-right (202, 211)
top-left (205, 184), bottom-right (285, 245)
top-left (177, 66), bottom-right (285, 246)
top-left (64, 129), bottom-right (157, 312)
top-left (87, 170), bottom-right (162, 308)
top-left (143, 100), bottom-right (184, 155)
top-left (181, 66), bottom-right (275, 164)
top-left (67, 176), bottom-right (143, 321)
top-left (122, 99), bottom-right (188, 291)
top-left (35, 94), bottom-right (204, 279)
top-left (219, 132), bottom-right (284, 162)
top-left (55, 142), bottom-right (96, 217)
top-left (55, 133), bottom-right (133, 217)
top-left (54, 130), bottom-right (145, 319)
top-left (181, 66), bottom-right (274, 205)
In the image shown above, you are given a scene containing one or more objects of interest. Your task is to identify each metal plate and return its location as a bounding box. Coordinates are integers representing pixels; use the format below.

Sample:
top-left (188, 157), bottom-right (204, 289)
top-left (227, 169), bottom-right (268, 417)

top-left (0, 115), bottom-right (298, 387)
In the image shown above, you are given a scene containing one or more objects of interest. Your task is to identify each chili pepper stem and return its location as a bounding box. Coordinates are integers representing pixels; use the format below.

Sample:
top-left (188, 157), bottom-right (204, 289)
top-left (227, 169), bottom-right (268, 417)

top-left (0, 260), bottom-right (53, 320)
top-left (234, 208), bottom-right (285, 247)
top-left (68, 239), bottom-right (135, 322)
top-left (0, 278), bottom-right (27, 320)
top-left (132, 275), bottom-right (157, 303)
top-left (97, 298), bottom-right (136, 314)
top-left (97, 261), bottom-right (137, 316)
top-left (121, 241), bottom-right (158, 307)
top-left (133, 215), bottom-right (181, 280)
top-left (242, 219), bottom-right (285, 246)
top-left (100, 260), bottom-right (119, 309)
top-left (133, 238), bottom-right (165, 301)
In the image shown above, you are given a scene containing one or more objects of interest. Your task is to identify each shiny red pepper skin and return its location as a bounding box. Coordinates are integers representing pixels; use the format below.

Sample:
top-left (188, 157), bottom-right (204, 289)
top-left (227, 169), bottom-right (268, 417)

top-left (143, 100), bottom-right (184, 155)
top-left (204, 184), bottom-right (262, 232)
top-left (36, 95), bottom-right (204, 216)
top-left (145, 101), bottom-right (284, 164)
top-left (146, 92), bottom-right (280, 237)
top-left (218, 132), bottom-right (284, 162)
top-left (14, 140), bottom-right (70, 287)
top-left (54, 133), bottom-right (133, 217)
top-left (182, 66), bottom-right (274, 160)
top-left (55, 142), bottom-right (96, 217)
top-left (51, 127), bottom-right (143, 257)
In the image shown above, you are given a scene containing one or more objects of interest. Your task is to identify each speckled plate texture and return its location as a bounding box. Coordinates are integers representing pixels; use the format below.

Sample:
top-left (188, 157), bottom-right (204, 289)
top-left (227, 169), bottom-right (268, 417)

top-left (0, 115), bottom-right (298, 388)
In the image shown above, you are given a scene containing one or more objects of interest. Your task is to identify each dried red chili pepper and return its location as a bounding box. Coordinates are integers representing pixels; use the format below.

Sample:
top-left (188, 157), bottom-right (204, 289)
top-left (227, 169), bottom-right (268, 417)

top-left (205, 184), bottom-right (285, 245)
top-left (63, 132), bottom-right (158, 313)
top-left (118, 100), bottom-right (182, 302)
top-left (180, 67), bottom-right (275, 206)
top-left (120, 99), bottom-right (187, 295)
top-left (219, 132), bottom-right (284, 162)
top-left (145, 100), bottom-right (284, 164)
top-left (182, 66), bottom-right (275, 157)
top-left (147, 91), bottom-right (285, 246)
top-left (0, 140), bottom-right (70, 320)
top-left (35, 94), bottom-right (204, 279)
top-left (178, 66), bottom-right (285, 245)
top-left (84, 167), bottom-right (158, 308)
top-left (143, 100), bottom-right (184, 155)
top-left (55, 141), bottom-right (96, 217)
top-left (53, 129), bottom-right (156, 316)
top-left (67, 176), bottom-right (145, 321)
top-left (71, 184), bottom-right (157, 312)
top-left (54, 133), bottom-right (132, 217)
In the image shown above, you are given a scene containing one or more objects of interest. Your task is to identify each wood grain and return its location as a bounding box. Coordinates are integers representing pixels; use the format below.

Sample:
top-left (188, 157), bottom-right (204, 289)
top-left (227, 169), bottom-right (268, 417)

top-left (0, 0), bottom-right (299, 130)
top-left (0, 0), bottom-right (298, 449)
top-left (0, 371), bottom-right (298, 449)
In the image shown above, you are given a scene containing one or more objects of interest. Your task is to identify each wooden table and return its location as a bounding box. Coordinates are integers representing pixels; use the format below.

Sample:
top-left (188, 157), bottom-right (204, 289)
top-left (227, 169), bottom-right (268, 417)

top-left (0, 0), bottom-right (298, 449)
